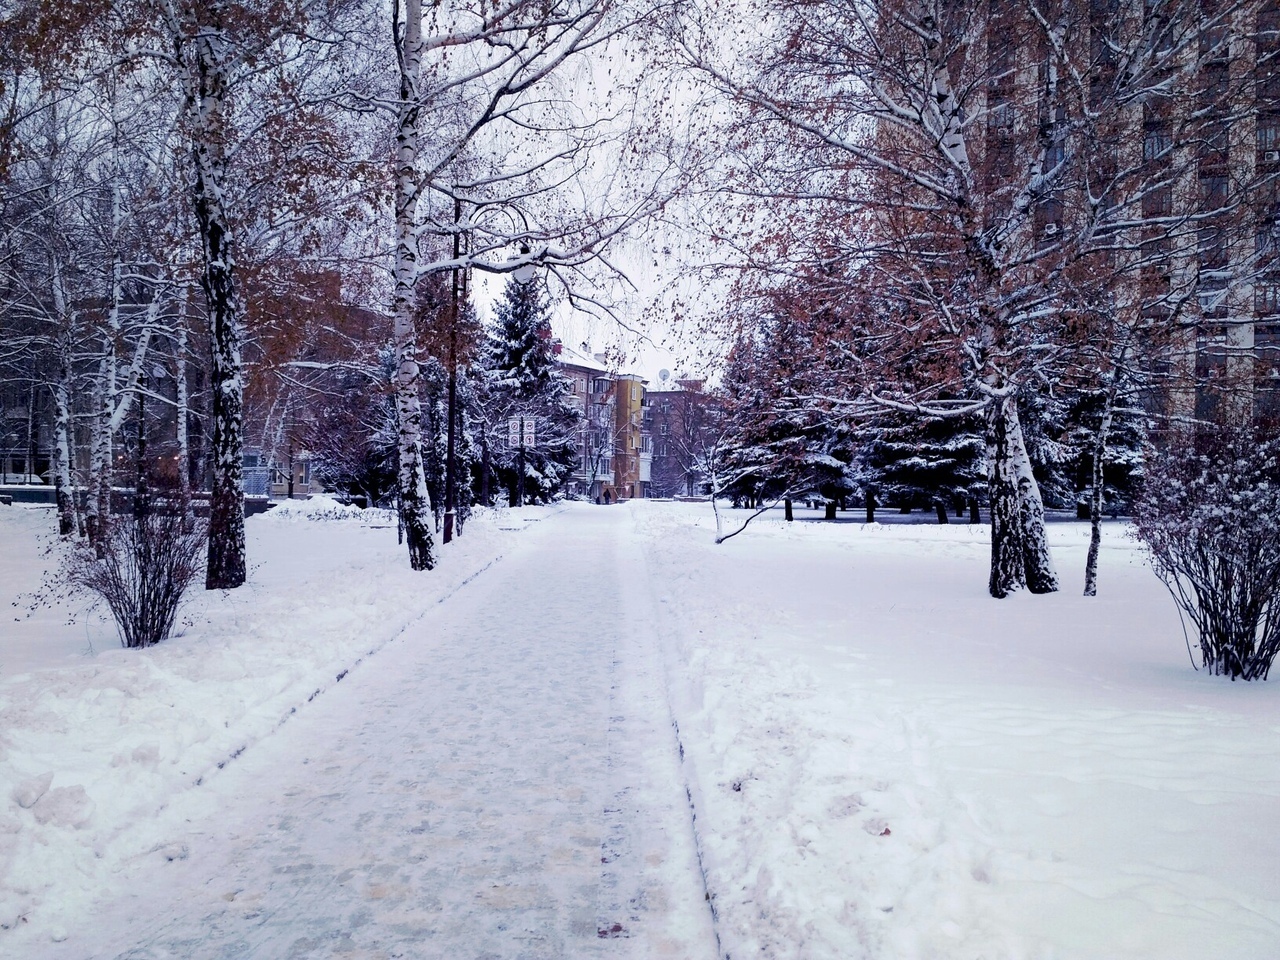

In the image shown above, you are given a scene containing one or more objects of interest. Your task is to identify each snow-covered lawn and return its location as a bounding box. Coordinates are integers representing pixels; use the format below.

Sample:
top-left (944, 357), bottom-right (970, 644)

top-left (0, 499), bottom-right (545, 938)
top-left (3, 498), bottom-right (1277, 958)
top-left (632, 501), bottom-right (1280, 960)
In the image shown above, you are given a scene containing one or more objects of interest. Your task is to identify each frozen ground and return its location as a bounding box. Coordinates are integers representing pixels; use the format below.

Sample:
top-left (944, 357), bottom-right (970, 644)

top-left (636, 502), bottom-right (1280, 960)
top-left (1, 501), bottom-right (714, 958)
top-left (1, 499), bottom-right (1277, 958)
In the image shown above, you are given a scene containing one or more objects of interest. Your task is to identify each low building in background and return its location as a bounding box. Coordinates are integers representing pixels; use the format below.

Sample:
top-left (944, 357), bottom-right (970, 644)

top-left (556, 342), bottom-right (651, 500)
top-left (645, 373), bottom-right (718, 498)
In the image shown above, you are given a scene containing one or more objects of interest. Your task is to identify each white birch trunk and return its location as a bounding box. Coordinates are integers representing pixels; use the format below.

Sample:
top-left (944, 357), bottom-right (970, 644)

top-left (85, 330), bottom-right (116, 548)
top-left (174, 302), bottom-right (193, 516)
top-left (391, 0), bottom-right (437, 571)
top-left (1083, 369), bottom-right (1120, 597)
top-left (49, 260), bottom-right (78, 537)
top-left (86, 111), bottom-right (125, 548)
top-left (986, 393), bottom-right (1058, 597)
top-left (183, 6), bottom-right (246, 589)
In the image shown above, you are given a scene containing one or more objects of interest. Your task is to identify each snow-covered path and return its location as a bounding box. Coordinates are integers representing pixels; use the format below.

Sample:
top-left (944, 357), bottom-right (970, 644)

top-left (33, 507), bottom-right (714, 960)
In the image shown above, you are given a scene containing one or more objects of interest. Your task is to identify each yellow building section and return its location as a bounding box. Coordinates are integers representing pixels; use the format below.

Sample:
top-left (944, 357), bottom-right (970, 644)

top-left (612, 376), bottom-right (645, 499)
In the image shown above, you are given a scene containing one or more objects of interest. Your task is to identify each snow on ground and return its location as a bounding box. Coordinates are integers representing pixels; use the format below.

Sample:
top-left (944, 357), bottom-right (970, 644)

top-left (632, 502), bottom-right (1280, 960)
top-left (0, 499), bottom-right (549, 938)
top-left (2, 497), bottom-right (1277, 958)
top-left (14, 504), bottom-right (712, 960)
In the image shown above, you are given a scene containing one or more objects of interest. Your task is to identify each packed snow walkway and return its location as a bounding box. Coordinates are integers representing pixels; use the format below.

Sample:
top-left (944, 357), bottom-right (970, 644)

top-left (34, 507), bottom-right (715, 959)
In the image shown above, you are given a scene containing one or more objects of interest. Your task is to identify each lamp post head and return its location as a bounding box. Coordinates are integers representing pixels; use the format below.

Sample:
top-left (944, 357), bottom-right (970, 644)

top-left (513, 244), bottom-right (536, 283)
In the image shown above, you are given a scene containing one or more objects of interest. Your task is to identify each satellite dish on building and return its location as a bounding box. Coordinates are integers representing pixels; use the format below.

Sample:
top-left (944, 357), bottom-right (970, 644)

top-left (658, 369), bottom-right (670, 382)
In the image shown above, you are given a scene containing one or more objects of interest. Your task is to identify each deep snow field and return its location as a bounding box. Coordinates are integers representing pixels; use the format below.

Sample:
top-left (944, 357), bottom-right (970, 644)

top-left (636, 502), bottom-right (1280, 959)
top-left (0, 497), bottom-right (1276, 959)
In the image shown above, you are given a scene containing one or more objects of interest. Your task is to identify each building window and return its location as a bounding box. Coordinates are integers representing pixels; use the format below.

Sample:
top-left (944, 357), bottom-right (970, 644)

top-left (631, 385), bottom-right (638, 401)
top-left (660, 422), bottom-right (669, 434)
top-left (1143, 127), bottom-right (1169, 161)
top-left (1260, 116), bottom-right (1280, 159)
top-left (1201, 174), bottom-right (1228, 210)
top-left (1143, 186), bottom-right (1173, 218)
top-left (1257, 282), bottom-right (1280, 316)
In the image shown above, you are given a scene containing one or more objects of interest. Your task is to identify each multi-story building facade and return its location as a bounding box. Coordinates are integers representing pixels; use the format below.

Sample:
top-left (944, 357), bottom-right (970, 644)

top-left (971, 0), bottom-right (1280, 420)
top-left (646, 375), bottom-right (717, 498)
top-left (555, 342), bottom-right (651, 500)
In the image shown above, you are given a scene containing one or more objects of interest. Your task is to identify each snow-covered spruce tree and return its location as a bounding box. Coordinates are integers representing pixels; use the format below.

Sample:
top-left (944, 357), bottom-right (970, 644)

top-left (1133, 422), bottom-right (1280, 681)
top-left (861, 406), bottom-right (985, 517)
top-left (1058, 389), bottom-right (1145, 514)
top-left (303, 358), bottom-right (401, 509)
top-left (717, 310), bottom-right (854, 516)
top-left (482, 278), bottom-right (581, 504)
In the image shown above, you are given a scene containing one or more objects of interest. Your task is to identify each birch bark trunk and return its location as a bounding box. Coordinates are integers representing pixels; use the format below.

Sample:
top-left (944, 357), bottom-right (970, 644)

top-left (51, 329), bottom-right (77, 537)
top-left (86, 110), bottom-right (124, 549)
top-left (186, 8), bottom-right (246, 589)
top-left (1083, 369), bottom-right (1120, 597)
top-left (85, 328), bottom-right (116, 548)
top-left (174, 305), bottom-right (193, 519)
top-left (390, 0), bottom-right (437, 571)
top-left (986, 393), bottom-right (1059, 598)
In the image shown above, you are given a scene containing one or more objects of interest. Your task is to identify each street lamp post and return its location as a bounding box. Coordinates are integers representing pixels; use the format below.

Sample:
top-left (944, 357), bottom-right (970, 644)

top-left (134, 362), bottom-right (168, 519)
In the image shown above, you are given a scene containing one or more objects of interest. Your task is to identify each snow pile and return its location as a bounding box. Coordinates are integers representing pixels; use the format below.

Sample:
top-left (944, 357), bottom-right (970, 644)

top-left (260, 494), bottom-right (394, 524)
top-left (0, 504), bottom-right (517, 936)
top-left (634, 500), bottom-right (1280, 960)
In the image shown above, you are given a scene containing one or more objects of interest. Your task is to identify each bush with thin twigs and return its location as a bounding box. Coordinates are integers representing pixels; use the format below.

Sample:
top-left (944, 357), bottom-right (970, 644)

top-left (1133, 424), bottom-right (1280, 681)
top-left (66, 501), bottom-right (207, 649)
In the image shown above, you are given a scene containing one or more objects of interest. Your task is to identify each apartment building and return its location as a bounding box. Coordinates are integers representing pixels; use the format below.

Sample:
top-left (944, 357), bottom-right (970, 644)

top-left (645, 374), bottom-right (717, 498)
top-left (555, 343), bottom-right (651, 500)
top-left (974, 0), bottom-right (1280, 419)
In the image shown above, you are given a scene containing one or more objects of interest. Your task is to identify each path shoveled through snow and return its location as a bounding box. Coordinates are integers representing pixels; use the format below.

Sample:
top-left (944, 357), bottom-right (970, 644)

top-left (32, 506), bottom-right (714, 960)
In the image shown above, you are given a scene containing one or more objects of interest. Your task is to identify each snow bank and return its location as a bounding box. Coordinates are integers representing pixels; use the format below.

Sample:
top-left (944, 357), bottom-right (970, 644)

top-left (0, 503), bottom-right (522, 936)
top-left (635, 500), bottom-right (1280, 960)
top-left (258, 494), bottom-right (397, 525)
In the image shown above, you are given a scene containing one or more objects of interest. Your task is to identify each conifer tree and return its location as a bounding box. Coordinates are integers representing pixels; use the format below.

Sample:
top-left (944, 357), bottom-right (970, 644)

top-left (718, 312), bottom-right (854, 514)
top-left (483, 278), bottom-right (581, 503)
top-left (861, 409), bottom-right (985, 516)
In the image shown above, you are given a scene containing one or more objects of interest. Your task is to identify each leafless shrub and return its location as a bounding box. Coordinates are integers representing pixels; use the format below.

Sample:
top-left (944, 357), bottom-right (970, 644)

top-left (65, 500), bottom-right (207, 649)
top-left (1133, 424), bottom-right (1280, 681)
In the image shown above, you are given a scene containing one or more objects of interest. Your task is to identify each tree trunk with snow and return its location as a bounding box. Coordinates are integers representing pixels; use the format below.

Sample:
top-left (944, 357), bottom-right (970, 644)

top-left (1083, 374), bottom-right (1120, 597)
top-left (87, 118), bottom-right (125, 549)
top-left (47, 245), bottom-right (79, 538)
top-left (986, 394), bottom-right (1058, 598)
top-left (51, 332), bottom-right (77, 537)
top-left (174, 305), bottom-right (193, 520)
top-left (188, 13), bottom-right (246, 589)
top-left (86, 334), bottom-right (117, 548)
top-left (390, 0), bottom-right (436, 571)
